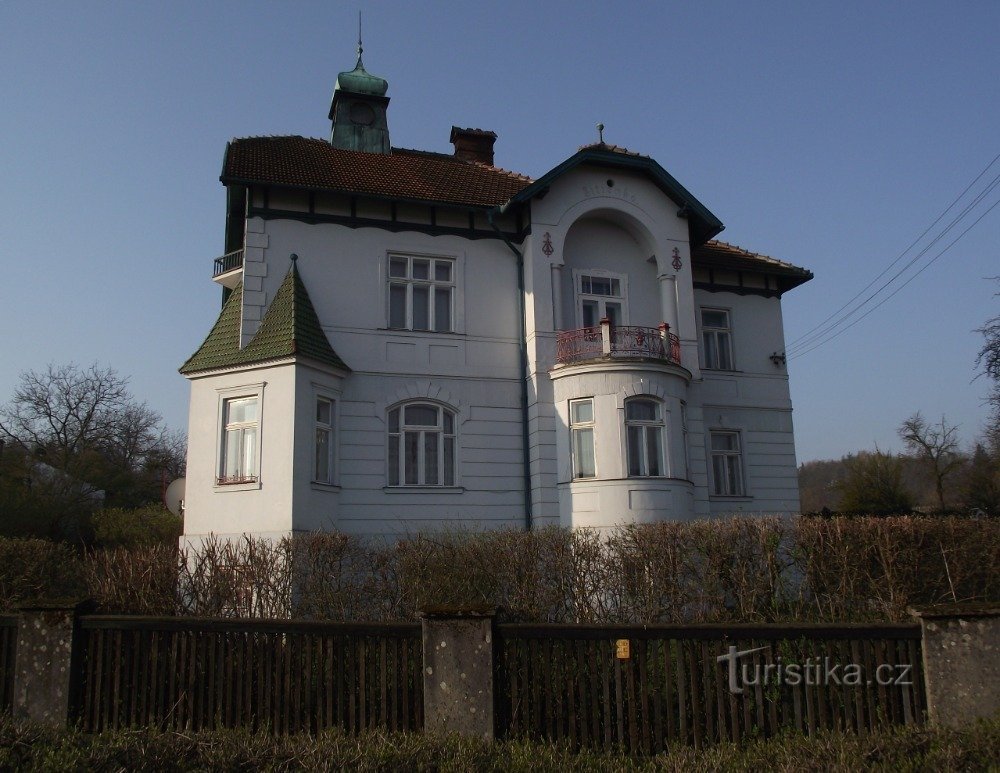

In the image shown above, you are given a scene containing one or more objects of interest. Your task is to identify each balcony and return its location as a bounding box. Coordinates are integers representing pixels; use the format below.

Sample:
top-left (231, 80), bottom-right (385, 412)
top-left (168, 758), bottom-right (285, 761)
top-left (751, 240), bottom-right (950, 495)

top-left (212, 249), bottom-right (244, 289)
top-left (213, 249), bottom-right (244, 277)
top-left (555, 321), bottom-right (681, 366)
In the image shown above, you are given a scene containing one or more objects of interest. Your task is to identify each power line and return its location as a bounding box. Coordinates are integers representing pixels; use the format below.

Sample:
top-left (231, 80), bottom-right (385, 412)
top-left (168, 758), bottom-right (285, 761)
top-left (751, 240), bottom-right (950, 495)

top-left (788, 193), bottom-right (1000, 361)
top-left (785, 165), bottom-right (1000, 356)
top-left (783, 154), bottom-right (1000, 353)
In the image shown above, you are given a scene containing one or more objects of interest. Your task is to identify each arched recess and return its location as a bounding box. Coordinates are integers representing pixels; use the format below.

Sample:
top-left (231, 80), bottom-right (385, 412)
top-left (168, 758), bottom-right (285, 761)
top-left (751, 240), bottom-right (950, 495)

top-left (559, 210), bottom-right (661, 331)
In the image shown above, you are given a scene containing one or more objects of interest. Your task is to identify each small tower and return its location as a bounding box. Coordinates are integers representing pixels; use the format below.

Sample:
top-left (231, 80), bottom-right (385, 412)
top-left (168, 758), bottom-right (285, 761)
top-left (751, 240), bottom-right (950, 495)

top-left (328, 35), bottom-right (390, 153)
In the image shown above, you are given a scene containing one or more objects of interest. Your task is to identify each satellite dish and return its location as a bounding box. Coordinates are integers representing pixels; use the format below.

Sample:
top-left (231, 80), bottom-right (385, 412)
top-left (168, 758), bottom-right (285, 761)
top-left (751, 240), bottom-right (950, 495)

top-left (164, 477), bottom-right (186, 517)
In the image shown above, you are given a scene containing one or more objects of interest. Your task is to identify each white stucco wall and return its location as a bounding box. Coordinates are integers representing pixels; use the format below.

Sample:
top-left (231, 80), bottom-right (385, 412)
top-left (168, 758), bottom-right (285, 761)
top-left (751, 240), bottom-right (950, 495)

top-left (183, 363), bottom-right (297, 541)
top-left (183, 155), bottom-right (805, 541)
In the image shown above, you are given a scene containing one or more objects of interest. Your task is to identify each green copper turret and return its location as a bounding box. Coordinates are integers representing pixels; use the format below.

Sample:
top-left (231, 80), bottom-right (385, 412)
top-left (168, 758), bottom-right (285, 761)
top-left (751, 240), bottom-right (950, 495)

top-left (328, 45), bottom-right (390, 154)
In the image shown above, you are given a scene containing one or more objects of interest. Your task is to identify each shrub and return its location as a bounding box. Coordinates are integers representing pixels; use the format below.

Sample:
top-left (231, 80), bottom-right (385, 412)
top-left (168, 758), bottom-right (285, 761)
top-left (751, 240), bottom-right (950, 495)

top-left (4, 516), bottom-right (998, 624)
top-left (90, 504), bottom-right (182, 548)
top-left (0, 538), bottom-right (84, 610)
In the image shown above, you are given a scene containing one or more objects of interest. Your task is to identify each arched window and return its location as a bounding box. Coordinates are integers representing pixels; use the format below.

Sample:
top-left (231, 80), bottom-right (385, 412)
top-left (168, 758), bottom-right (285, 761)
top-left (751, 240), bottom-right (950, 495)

top-left (625, 398), bottom-right (665, 477)
top-left (388, 402), bottom-right (456, 486)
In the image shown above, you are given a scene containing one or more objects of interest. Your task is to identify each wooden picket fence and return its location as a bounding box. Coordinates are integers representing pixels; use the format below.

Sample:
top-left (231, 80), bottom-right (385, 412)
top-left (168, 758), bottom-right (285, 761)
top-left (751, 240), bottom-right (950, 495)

top-left (73, 616), bottom-right (423, 734)
top-left (0, 616), bottom-right (16, 713)
top-left (495, 623), bottom-right (925, 753)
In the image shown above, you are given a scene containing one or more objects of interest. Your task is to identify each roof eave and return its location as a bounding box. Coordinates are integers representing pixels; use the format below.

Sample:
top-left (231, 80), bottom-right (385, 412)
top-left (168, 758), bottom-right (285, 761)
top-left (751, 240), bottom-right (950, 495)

top-left (219, 175), bottom-right (513, 211)
top-left (502, 147), bottom-right (724, 245)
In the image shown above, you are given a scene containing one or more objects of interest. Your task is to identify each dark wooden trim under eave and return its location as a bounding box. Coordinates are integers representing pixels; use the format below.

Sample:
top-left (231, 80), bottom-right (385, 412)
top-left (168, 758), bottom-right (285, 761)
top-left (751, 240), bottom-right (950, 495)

top-left (247, 206), bottom-right (528, 241)
top-left (693, 281), bottom-right (783, 299)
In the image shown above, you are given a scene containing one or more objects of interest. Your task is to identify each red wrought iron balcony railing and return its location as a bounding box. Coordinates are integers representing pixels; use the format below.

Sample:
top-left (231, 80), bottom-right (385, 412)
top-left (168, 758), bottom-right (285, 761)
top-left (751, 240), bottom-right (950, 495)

top-left (213, 249), bottom-right (244, 278)
top-left (555, 321), bottom-right (681, 366)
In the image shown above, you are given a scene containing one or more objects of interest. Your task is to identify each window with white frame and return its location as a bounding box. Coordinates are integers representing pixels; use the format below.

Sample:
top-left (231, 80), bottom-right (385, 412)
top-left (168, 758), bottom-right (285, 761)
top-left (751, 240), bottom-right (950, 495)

top-left (570, 398), bottom-right (596, 479)
top-left (577, 272), bottom-right (626, 328)
top-left (701, 308), bottom-right (734, 370)
top-left (625, 398), bottom-right (665, 477)
top-left (388, 402), bottom-right (456, 486)
top-left (710, 431), bottom-right (745, 496)
top-left (388, 255), bottom-right (454, 332)
top-left (219, 396), bottom-right (258, 484)
top-left (314, 396), bottom-right (335, 484)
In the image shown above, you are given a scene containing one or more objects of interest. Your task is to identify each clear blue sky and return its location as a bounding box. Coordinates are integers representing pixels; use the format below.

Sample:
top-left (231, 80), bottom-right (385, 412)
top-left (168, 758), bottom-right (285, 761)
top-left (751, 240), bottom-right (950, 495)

top-left (2, 1), bottom-right (997, 463)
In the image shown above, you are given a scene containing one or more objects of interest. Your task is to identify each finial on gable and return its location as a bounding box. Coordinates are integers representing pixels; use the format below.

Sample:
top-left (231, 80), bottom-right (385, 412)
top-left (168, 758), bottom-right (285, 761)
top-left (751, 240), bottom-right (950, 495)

top-left (597, 122), bottom-right (605, 145)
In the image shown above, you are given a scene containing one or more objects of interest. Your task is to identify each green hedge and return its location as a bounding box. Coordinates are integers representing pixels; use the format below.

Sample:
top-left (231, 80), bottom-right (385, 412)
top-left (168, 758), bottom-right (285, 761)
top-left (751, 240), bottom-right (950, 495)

top-left (0, 715), bottom-right (997, 772)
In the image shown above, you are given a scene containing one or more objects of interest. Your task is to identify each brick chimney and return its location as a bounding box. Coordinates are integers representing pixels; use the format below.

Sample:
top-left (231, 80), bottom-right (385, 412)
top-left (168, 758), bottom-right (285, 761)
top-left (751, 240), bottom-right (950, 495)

top-left (450, 127), bottom-right (497, 165)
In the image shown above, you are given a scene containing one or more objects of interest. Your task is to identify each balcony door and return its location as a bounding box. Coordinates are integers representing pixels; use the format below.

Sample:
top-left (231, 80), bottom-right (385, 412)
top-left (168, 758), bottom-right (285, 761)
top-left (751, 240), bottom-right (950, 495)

top-left (576, 271), bottom-right (628, 329)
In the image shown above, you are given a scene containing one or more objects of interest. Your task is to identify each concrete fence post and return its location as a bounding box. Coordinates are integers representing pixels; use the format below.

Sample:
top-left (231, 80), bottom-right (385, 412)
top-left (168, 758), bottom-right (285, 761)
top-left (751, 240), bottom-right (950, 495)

top-left (909, 603), bottom-right (1000, 728)
top-left (420, 606), bottom-right (496, 740)
top-left (12, 600), bottom-right (91, 727)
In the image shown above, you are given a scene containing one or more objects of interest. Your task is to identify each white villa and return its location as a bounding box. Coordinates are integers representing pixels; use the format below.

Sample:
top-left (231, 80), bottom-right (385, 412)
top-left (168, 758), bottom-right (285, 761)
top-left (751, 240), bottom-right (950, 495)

top-left (179, 52), bottom-right (813, 544)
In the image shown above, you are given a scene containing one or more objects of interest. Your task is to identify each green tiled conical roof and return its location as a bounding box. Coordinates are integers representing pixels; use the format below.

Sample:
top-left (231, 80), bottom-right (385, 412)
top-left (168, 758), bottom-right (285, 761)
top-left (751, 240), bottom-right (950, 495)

top-left (179, 264), bottom-right (348, 375)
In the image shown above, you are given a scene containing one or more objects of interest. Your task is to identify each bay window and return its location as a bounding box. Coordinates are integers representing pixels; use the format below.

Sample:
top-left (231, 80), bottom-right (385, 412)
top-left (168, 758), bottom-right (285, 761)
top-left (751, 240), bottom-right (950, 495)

top-left (219, 396), bottom-right (258, 484)
top-left (314, 396), bottom-right (335, 484)
top-left (625, 398), bottom-right (665, 477)
top-left (570, 398), bottom-right (596, 479)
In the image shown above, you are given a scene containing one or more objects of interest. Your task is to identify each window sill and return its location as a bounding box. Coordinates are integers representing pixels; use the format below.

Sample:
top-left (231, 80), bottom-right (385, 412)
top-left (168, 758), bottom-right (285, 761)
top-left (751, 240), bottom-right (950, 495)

top-left (379, 327), bottom-right (465, 337)
top-left (311, 482), bottom-right (341, 493)
top-left (702, 368), bottom-right (743, 374)
top-left (709, 495), bottom-right (753, 501)
top-left (382, 486), bottom-right (465, 494)
top-left (213, 480), bottom-right (261, 492)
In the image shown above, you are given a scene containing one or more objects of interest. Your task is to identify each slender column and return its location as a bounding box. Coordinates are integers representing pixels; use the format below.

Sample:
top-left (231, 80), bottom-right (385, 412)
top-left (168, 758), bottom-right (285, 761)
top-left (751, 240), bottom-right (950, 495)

top-left (658, 273), bottom-right (679, 334)
top-left (600, 317), bottom-right (612, 355)
top-left (550, 264), bottom-right (564, 331)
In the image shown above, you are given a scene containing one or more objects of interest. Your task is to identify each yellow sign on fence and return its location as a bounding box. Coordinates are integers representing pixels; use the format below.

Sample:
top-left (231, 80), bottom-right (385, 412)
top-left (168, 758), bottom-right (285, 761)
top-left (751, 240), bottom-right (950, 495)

top-left (615, 639), bottom-right (630, 659)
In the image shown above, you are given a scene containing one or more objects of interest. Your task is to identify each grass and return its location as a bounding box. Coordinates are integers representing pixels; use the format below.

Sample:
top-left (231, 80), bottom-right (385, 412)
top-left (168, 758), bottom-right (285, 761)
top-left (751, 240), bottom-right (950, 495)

top-left (0, 715), bottom-right (997, 772)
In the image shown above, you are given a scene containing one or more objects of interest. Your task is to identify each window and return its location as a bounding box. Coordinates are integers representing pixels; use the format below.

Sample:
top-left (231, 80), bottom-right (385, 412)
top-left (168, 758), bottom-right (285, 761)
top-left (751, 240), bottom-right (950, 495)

top-left (314, 396), bottom-right (335, 484)
top-left (625, 398), bottom-right (665, 477)
top-left (701, 308), bottom-right (734, 370)
top-left (710, 431), bottom-right (745, 496)
top-left (219, 396), bottom-right (258, 484)
top-left (388, 403), bottom-right (456, 486)
top-left (577, 272), bottom-right (626, 328)
top-left (570, 398), bottom-right (596, 478)
top-left (388, 255), bottom-right (454, 332)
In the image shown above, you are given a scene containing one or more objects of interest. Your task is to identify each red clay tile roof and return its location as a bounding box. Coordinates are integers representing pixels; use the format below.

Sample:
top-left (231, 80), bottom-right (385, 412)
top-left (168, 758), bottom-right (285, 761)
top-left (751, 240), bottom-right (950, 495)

top-left (693, 240), bottom-right (813, 292)
top-left (222, 136), bottom-right (532, 207)
top-left (695, 240), bottom-right (810, 276)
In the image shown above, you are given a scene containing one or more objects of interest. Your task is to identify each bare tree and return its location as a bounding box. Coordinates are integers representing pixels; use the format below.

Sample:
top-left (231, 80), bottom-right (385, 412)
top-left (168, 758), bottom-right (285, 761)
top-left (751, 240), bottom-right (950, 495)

top-left (0, 363), bottom-right (131, 470)
top-left (898, 413), bottom-right (963, 512)
top-left (976, 278), bottom-right (1000, 434)
top-left (0, 363), bottom-right (185, 511)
